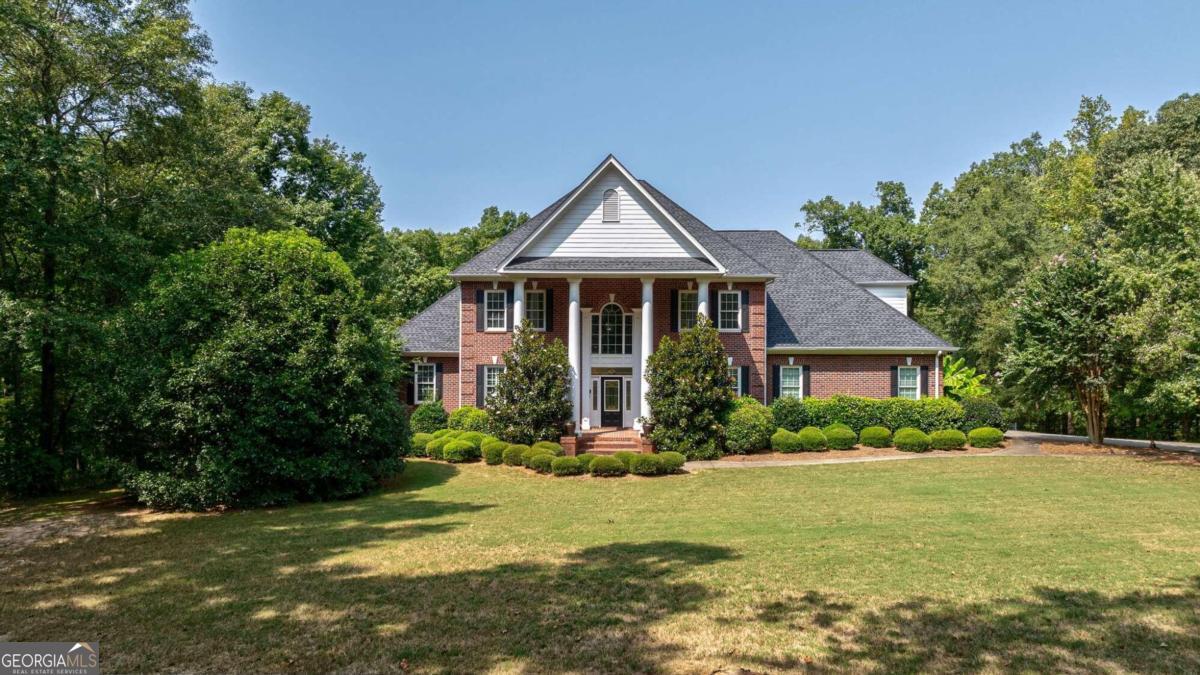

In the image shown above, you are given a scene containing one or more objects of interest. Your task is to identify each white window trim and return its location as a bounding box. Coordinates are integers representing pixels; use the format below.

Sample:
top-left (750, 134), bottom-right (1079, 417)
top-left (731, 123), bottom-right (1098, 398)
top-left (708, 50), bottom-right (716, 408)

top-left (898, 365), bottom-right (921, 400)
top-left (728, 366), bottom-right (742, 393)
top-left (678, 290), bottom-right (699, 330)
top-left (484, 289), bottom-right (507, 332)
top-left (482, 365), bottom-right (505, 404)
top-left (717, 290), bottom-right (742, 332)
top-left (780, 365), bottom-right (803, 400)
top-left (525, 289), bottom-right (547, 331)
top-left (413, 363), bottom-right (437, 404)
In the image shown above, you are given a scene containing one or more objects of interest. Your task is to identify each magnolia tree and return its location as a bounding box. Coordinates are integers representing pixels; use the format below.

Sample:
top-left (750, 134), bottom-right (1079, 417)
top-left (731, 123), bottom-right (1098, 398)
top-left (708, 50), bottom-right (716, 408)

top-left (489, 321), bottom-right (572, 444)
top-left (644, 317), bottom-right (733, 459)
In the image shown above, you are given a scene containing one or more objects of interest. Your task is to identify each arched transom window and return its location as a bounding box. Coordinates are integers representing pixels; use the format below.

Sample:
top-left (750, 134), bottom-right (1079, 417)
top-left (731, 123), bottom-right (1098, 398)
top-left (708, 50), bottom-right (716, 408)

top-left (591, 303), bottom-right (633, 355)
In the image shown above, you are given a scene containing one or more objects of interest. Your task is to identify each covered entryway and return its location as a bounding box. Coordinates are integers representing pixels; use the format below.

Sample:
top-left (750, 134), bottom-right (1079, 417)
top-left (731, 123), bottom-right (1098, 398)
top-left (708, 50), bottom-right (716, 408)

top-left (600, 377), bottom-right (623, 427)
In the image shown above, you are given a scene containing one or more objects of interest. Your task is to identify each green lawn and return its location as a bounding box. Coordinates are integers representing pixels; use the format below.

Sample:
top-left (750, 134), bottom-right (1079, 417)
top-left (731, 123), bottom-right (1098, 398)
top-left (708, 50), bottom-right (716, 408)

top-left (3, 456), bottom-right (1199, 673)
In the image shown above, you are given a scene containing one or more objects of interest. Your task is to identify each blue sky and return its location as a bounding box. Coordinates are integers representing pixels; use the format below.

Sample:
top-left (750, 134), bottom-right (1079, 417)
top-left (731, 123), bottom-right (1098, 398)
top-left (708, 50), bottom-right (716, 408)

top-left (192, 0), bottom-right (1199, 235)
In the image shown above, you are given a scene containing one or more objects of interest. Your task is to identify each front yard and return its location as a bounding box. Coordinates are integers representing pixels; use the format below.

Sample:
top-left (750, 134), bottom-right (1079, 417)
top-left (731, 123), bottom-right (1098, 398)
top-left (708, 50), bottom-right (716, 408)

top-left (3, 455), bottom-right (1199, 673)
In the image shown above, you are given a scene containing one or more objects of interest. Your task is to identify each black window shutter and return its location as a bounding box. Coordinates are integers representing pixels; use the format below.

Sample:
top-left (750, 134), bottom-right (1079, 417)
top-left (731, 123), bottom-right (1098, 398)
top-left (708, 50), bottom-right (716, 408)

top-left (740, 365), bottom-right (750, 396)
top-left (475, 289), bottom-right (484, 331)
top-left (545, 289), bottom-right (554, 331)
top-left (708, 288), bottom-right (719, 322)
top-left (476, 365), bottom-right (485, 407)
top-left (434, 362), bottom-right (443, 401)
top-left (505, 288), bottom-right (514, 331)
top-left (670, 289), bottom-right (679, 332)
top-left (740, 289), bottom-right (750, 333)
top-left (920, 365), bottom-right (929, 397)
top-left (890, 366), bottom-right (899, 397)
top-left (802, 365), bottom-right (811, 398)
top-left (771, 365), bottom-right (781, 400)
top-left (404, 374), bottom-right (414, 405)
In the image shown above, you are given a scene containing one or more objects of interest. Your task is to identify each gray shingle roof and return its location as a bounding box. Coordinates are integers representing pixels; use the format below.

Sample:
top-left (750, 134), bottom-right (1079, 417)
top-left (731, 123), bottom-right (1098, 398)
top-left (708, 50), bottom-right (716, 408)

top-left (809, 249), bottom-right (915, 284)
top-left (637, 181), bottom-right (772, 276)
top-left (507, 256), bottom-right (717, 271)
top-left (397, 289), bottom-right (458, 353)
top-left (716, 230), bottom-right (954, 351)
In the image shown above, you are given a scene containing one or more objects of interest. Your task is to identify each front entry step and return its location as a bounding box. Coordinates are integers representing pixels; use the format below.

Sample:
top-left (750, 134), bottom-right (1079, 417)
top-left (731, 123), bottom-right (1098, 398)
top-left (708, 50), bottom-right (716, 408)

top-left (573, 428), bottom-right (650, 454)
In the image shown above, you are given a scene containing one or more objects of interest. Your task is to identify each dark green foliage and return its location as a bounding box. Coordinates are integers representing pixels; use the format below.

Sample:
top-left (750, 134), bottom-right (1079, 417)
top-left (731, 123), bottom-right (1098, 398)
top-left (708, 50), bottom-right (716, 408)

top-left (551, 457), bottom-right (584, 476)
top-left (894, 427), bottom-right (932, 452)
top-left (531, 441), bottom-right (565, 456)
top-left (103, 229), bottom-right (406, 510)
top-left (411, 433), bottom-right (434, 456)
top-left (959, 397), bottom-right (1005, 432)
top-left (448, 406), bottom-right (491, 433)
top-left (645, 318), bottom-right (732, 460)
top-left (770, 397), bottom-right (810, 433)
top-left (657, 452), bottom-right (687, 473)
top-left (489, 323), bottom-right (572, 444)
top-left (442, 440), bottom-right (480, 463)
top-left (859, 426), bottom-right (893, 448)
top-left (930, 429), bottom-right (967, 450)
top-left (771, 395), bottom-right (963, 433)
top-left (502, 444), bottom-right (527, 466)
top-left (628, 454), bottom-right (664, 476)
top-left (528, 453), bottom-right (554, 474)
top-left (589, 456), bottom-right (627, 477)
top-left (771, 429), bottom-right (803, 453)
top-left (825, 426), bottom-right (858, 450)
top-left (797, 426), bottom-right (828, 452)
top-left (410, 401), bottom-right (448, 434)
top-left (613, 451), bottom-right (639, 469)
top-left (481, 440), bottom-right (508, 465)
top-left (968, 427), bottom-right (1006, 448)
top-left (724, 396), bottom-right (775, 454)
top-left (575, 453), bottom-right (599, 471)
top-left (426, 437), bottom-right (451, 460)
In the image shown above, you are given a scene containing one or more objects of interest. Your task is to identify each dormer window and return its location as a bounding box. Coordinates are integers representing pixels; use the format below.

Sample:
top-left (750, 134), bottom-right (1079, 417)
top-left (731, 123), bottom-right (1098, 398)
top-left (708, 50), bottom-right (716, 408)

top-left (602, 188), bottom-right (619, 222)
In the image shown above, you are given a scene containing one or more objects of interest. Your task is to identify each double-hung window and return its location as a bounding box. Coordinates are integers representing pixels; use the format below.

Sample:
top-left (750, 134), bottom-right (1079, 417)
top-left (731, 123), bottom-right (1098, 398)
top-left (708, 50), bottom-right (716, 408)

top-left (525, 290), bottom-right (546, 331)
top-left (897, 366), bottom-right (920, 400)
top-left (484, 289), bottom-right (507, 331)
top-left (717, 291), bottom-right (741, 331)
top-left (414, 363), bottom-right (436, 403)
top-left (678, 291), bottom-right (699, 330)
top-left (482, 365), bottom-right (504, 403)
top-left (780, 366), bottom-right (803, 400)
top-left (728, 366), bottom-right (741, 393)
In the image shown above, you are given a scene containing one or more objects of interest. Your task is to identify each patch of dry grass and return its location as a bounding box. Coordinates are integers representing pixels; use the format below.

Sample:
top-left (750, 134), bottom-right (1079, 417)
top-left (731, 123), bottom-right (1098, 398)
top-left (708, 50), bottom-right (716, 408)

top-left (2, 456), bottom-right (1199, 673)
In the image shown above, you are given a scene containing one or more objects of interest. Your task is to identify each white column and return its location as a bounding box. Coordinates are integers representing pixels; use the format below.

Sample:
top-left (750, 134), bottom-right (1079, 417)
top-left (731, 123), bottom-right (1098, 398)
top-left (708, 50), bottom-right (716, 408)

top-left (568, 278), bottom-right (582, 434)
top-left (512, 278), bottom-right (525, 331)
top-left (639, 277), bottom-right (654, 430)
top-left (696, 278), bottom-right (710, 321)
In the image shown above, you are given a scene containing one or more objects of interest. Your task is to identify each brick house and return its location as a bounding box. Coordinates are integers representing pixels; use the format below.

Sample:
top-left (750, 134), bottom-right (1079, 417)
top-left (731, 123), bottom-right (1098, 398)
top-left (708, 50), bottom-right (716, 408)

top-left (400, 155), bottom-right (955, 436)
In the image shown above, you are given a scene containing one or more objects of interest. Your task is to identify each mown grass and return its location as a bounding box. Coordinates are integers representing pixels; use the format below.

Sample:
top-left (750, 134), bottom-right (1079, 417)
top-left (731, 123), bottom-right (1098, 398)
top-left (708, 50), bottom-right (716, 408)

top-left (2, 456), bottom-right (1199, 673)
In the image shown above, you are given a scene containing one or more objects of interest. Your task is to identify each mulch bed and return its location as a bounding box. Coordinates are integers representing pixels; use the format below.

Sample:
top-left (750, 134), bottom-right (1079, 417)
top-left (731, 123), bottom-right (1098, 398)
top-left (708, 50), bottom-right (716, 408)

top-left (715, 444), bottom-right (1002, 462)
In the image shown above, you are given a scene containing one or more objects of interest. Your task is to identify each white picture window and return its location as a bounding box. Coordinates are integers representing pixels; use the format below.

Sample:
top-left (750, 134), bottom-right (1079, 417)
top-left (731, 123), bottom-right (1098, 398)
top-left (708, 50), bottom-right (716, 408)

top-left (483, 365), bottom-right (505, 403)
top-left (898, 366), bottom-right (920, 400)
top-left (780, 366), bottom-right (802, 400)
top-left (485, 289), bottom-right (506, 331)
top-left (728, 366), bottom-right (741, 393)
top-left (414, 363), bottom-right (436, 403)
top-left (678, 291), bottom-right (698, 330)
top-left (525, 290), bottom-right (546, 330)
top-left (718, 291), bottom-right (741, 331)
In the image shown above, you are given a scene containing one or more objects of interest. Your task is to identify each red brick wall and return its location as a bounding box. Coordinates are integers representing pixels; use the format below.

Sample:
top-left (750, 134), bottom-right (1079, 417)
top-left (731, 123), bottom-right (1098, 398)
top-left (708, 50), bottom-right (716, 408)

top-left (765, 354), bottom-right (944, 402)
top-left (580, 278), bottom-right (642, 313)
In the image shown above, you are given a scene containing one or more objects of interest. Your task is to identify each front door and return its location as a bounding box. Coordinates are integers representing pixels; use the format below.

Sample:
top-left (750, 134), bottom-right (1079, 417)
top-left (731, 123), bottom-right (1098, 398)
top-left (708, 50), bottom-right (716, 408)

top-left (600, 377), bottom-right (623, 427)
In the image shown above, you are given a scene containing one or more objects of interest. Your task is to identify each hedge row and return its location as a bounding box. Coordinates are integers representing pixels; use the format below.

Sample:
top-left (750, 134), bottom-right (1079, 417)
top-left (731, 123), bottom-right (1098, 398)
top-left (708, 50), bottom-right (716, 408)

top-left (768, 425), bottom-right (1004, 453)
top-left (771, 395), bottom-right (965, 434)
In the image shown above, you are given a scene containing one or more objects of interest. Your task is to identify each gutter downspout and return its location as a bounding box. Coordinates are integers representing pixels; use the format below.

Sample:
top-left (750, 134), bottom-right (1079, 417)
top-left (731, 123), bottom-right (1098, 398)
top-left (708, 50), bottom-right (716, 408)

top-left (935, 350), bottom-right (943, 399)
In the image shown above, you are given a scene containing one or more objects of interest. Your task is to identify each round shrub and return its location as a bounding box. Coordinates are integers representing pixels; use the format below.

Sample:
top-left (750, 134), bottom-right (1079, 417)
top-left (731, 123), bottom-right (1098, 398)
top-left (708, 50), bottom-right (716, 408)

top-left (657, 451), bottom-right (686, 473)
top-left (410, 401), bottom-right (448, 435)
top-left (859, 426), bottom-right (892, 448)
top-left (551, 456), bottom-right (584, 476)
top-left (930, 429), bottom-right (967, 450)
top-left (825, 426), bottom-right (858, 450)
top-left (482, 440), bottom-right (507, 465)
top-left (590, 455), bottom-right (627, 477)
top-left (457, 431), bottom-right (486, 450)
top-left (502, 444), bottom-right (527, 466)
top-left (613, 451), bottom-right (639, 469)
top-left (442, 440), bottom-right (480, 463)
top-left (532, 440), bottom-right (565, 456)
top-left (894, 427), bottom-right (932, 452)
top-left (968, 426), bottom-right (1005, 448)
top-left (432, 429), bottom-right (454, 438)
top-left (575, 453), bottom-right (599, 471)
top-left (411, 433), bottom-right (434, 456)
top-left (425, 436), bottom-right (452, 460)
top-left (725, 397), bottom-right (775, 454)
top-left (448, 405), bottom-right (492, 433)
top-left (520, 445), bottom-right (547, 467)
top-left (770, 396), bottom-right (808, 432)
top-left (771, 428), bottom-right (803, 453)
top-left (959, 397), bottom-right (1004, 432)
top-left (628, 454), bottom-right (664, 476)
top-left (822, 422), bottom-right (851, 434)
top-left (529, 453), bottom-right (554, 474)
top-left (797, 426), bottom-right (828, 452)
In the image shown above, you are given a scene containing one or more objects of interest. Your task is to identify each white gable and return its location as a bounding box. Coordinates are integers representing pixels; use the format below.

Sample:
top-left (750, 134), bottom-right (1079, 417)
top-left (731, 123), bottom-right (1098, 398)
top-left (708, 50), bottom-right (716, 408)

top-left (867, 285), bottom-right (909, 315)
top-left (521, 168), bottom-right (704, 258)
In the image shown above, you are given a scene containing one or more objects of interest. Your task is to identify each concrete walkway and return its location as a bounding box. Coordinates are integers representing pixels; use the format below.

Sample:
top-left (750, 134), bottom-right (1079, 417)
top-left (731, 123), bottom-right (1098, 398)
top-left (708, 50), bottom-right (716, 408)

top-left (1007, 430), bottom-right (1200, 455)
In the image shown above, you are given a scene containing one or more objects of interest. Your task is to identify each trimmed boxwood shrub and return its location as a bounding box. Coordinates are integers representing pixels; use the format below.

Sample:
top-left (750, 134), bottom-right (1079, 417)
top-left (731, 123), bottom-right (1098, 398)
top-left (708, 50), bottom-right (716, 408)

top-left (448, 405), bottom-right (492, 433)
top-left (859, 426), bottom-right (892, 448)
top-left (770, 397), bottom-right (809, 432)
top-left (502, 444), bottom-right (528, 466)
top-left (930, 429), bottom-right (967, 450)
top-left (457, 431), bottom-right (486, 450)
top-left (613, 451), bottom-right (639, 469)
top-left (432, 429), bottom-right (454, 438)
top-left (425, 436), bottom-right (452, 460)
top-left (771, 428), bottom-right (803, 453)
top-left (771, 395), bottom-right (964, 433)
top-left (825, 426), bottom-right (858, 450)
top-left (551, 456), bottom-right (584, 476)
top-left (575, 453), bottom-right (599, 471)
top-left (725, 396), bottom-right (775, 454)
top-left (960, 397), bottom-right (1004, 433)
top-left (628, 454), bottom-right (664, 476)
top-left (411, 433), bottom-right (434, 456)
top-left (894, 427), bottom-right (932, 452)
top-left (968, 426), bottom-right (1005, 448)
top-left (797, 426), bottom-right (828, 451)
top-left (590, 455), bottom-right (627, 477)
top-left (521, 447), bottom-right (550, 467)
top-left (482, 440), bottom-right (507, 465)
top-left (658, 451), bottom-right (686, 473)
top-left (410, 401), bottom-right (448, 435)
top-left (442, 440), bottom-right (480, 463)
top-left (528, 453), bottom-right (554, 474)
top-left (531, 441), bottom-right (565, 456)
